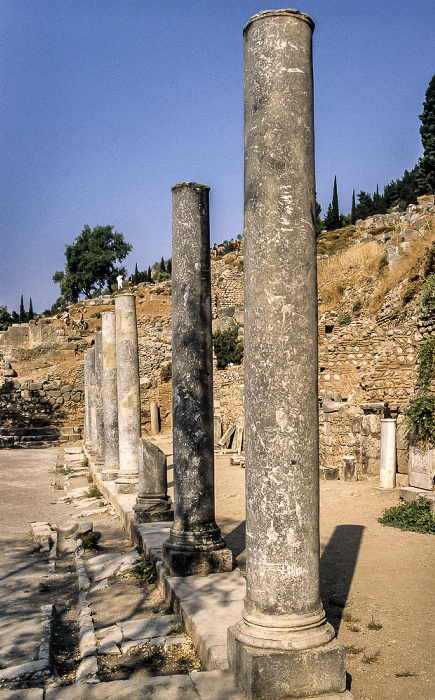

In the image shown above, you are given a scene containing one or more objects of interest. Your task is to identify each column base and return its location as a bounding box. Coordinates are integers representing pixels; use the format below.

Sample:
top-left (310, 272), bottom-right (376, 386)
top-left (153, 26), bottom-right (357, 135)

top-left (115, 474), bottom-right (139, 494)
top-left (228, 620), bottom-right (352, 700)
top-left (101, 468), bottom-right (119, 481)
top-left (133, 495), bottom-right (174, 523)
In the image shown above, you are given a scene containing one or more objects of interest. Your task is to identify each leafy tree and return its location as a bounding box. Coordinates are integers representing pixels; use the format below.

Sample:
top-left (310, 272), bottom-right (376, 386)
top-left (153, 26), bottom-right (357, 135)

top-left (354, 191), bottom-right (375, 220)
top-left (324, 176), bottom-right (341, 231)
top-left (0, 306), bottom-right (13, 331)
top-left (19, 295), bottom-right (26, 323)
top-left (53, 225), bottom-right (132, 301)
top-left (419, 74), bottom-right (435, 191)
top-left (351, 189), bottom-right (357, 225)
top-left (28, 298), bottom-right (34, 321)
top-left (314, 195), bottom-right (323, 236)
top-left (11, 310), bottom-right (19, 323)
top-left (212, 323), bottom-right (244, 370)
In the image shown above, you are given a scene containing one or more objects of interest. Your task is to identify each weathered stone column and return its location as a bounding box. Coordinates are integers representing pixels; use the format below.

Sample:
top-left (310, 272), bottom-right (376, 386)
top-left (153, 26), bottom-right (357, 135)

top-left (380, 418), bottom-right (397, 489)
top-left (114, 294), bottom-right (140, 493)
top-left (101, 312), bottom-right (119, 480)
top-left (162, 182), bottom-right (233, 576)
top-left (133, 439), bottom-right (174, 522)
top-left (228, 11), bottom-right (351, 699)
top-left (87, 347), bottom-right (98, 455)
top-left (150, 401), bottom-right (160, 434)
top-left (94, 331), bottom-right (105, 467)
top-left (83, 349), bottom-right (93, 450)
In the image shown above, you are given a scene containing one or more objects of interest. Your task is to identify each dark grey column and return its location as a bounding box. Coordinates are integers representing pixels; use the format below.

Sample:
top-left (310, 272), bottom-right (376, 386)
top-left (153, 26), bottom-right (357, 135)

top-left (94, 331), bottom-right (105, 467)
top-left (83, 349), bottom-right (93, 450)
top-left (162, 182), bottom-right (232, 576)
top-left (115, 294), bottom-right (140, 493)
top-left (101, 312), bottom-right (119, 480)
top-left (133, 439), bottom-right (174, 522)
top-left (228, 11), bottom-right (352, 700)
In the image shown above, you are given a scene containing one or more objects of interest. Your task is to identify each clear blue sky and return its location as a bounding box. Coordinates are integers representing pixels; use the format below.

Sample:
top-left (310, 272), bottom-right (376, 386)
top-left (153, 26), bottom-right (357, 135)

top-left (1, 0), bottom-right (434, 313)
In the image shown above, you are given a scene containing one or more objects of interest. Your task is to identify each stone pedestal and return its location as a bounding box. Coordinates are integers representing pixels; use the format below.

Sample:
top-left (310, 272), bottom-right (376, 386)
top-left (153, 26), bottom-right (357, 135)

top-left (380, 418), bottom-right (396, 489)
top-left (228, 11), bottom-right (351, 700)
top-left (102, 312), bottom-right (119, 480)
top-left (150, 401), bottom-right (160, 435)
top-left (114, 294), bottom-right (140, 494)
top-left (162, 182), bottom-right (233, 577)
top-left (133, 439), bottom-right (174, 522)
top-left (343, 455), bottom-right (357, 482)
top-left (83, 349), bottom-right (94, 450)
top-left (94, 331), bottom-right (105, 468)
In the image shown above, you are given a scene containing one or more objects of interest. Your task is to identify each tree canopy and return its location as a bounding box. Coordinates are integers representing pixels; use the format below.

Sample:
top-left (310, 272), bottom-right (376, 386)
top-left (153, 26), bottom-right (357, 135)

top-left (53, 225), bottom-right (132, 301)
top-left (420, 73), bottom-right (435, 191)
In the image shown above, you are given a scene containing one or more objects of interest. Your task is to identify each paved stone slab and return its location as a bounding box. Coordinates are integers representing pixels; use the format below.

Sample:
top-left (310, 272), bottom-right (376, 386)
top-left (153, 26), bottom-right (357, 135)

top-left (85, 551), bottom-right (139, 581)
top-left (45, 673), bottom-right (198, 699)
top-left (121, 614), bottom-right (178, 641)
top-left (0, 690), bottom-right (44, 700)
top-left (190, 670), bottom-right (246, 700)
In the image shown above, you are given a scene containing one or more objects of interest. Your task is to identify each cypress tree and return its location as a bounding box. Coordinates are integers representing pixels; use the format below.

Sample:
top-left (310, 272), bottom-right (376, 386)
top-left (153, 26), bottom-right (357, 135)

top-left (419, 74), bottom-right (435, 191)
top-left (147, 266), bottom-right (153, 283)
top-left (19, 295), bottom-right (26, 323)
top-left (28, 297), bottom-right (34, 321)
top-left (167, 258), bottom-right (172, 275)
top-left (160, 257), bottom-right (166, 273)
top-left (351, 189), bottom-right (357, 224)
top-left (324, 176), bottom-right (341, 231)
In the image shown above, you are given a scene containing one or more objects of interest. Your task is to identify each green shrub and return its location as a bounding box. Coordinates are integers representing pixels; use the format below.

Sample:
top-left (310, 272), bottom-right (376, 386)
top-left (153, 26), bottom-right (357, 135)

top-left (404, 395), bottom-right (435, 445)
top-left (85, 484), bottom-right (102, 499)
top-left (135, 552), bottom-right (156, 583)
top-left (417, 336), bottom-right (435, 388)
top-left (338, 312), bottom-right (352, 326)
top-left (378, 497), bottom-right (435, 534)
top-left (212, 323), bottom-right (243, 370)
top-left (378, 252), bottom-right (388, 272)
top-left (421, 274), bottom-right (435, 311)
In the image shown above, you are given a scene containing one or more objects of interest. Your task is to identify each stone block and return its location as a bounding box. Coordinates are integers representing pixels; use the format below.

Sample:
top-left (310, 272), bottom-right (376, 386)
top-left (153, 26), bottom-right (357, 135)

top-left (320, 466), bottom-right (339, 480)
top-left (343, 456), bottom-right (357, 482)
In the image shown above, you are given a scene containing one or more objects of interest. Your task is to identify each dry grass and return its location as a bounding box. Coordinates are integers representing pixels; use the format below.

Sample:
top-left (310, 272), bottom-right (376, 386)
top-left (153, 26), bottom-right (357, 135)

top-left (317, 221), bottom-right (435, 315)
top-left (318, 241), bottom-right (381, 312)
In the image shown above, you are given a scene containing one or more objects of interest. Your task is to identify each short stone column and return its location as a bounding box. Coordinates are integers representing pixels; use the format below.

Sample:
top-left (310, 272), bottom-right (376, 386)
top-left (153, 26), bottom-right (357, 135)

top-left (83, 349), bottom-right (94, 450)
top-left (380, 418), bottom-right (397, 489)
top-left (94, 331), bottom-right (105, 466)
top-left (150, 401), bottom-right (160, 435)
top-left (101, 312), bottom-right (119, 480)
top-left (228, 11), bottom-right (351, 700)
top-left (114, 294), bottom-right (141, 493)
top-left (133, 439), bottom-right (174, 522)
top-left (162, 182), bottom-right (233, 576)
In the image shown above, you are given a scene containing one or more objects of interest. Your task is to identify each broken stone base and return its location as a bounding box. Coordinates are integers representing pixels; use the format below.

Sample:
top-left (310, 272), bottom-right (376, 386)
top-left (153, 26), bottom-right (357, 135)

top-left (115, 475), bottom-right (138, 494)
top-left (133, 496), bottom-right (174, 523)
top-left (227, 626), bottom-right (353, 700)
top-left (163, 542), bottom-right (233, 577)
top-left (101, 469), bottom-right (119, 481)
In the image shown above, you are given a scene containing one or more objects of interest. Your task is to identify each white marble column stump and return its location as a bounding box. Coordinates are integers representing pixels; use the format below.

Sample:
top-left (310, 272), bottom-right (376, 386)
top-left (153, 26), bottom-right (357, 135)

top-left (101, 311), bottom-right (119, 480)
top-left (227, 10), bottom-right (352, 700)
top-left (114, 294), bottom-right (141, 493)
top-left (380, 418), bottom-right (397, 489)
top-left (162, 182), bottom-right (233, 576)
top-left (150, 401), bottom-right (161, 434)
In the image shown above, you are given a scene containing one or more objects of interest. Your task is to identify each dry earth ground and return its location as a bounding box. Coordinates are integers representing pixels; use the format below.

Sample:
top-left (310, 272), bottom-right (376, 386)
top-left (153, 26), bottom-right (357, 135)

top-left (0, 443), bottom-right (433, 699)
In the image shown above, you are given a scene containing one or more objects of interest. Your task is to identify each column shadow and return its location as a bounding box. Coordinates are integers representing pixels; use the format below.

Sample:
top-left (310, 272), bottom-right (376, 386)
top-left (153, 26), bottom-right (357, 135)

top-left (320, 524), bottom-right (365, 634)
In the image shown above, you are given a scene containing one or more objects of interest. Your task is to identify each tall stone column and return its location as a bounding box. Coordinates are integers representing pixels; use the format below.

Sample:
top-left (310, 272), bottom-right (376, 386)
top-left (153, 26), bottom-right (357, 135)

top-left (94, 331), bottom-right (105, 467)
top-left (83, 349), bottom-right (93, 450)
top-left (101, 311), bottom-right (119, 480)
top-left (228, 11), bottom-right (352, 699)
top-left (162, 182), bottom-right (233, 576)
top-left (87, 347), bottom-right (97, 455)
top-left (380, 418), bottom-right (396, 489)
top-left (115, 294), bottom-right (140, 493)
